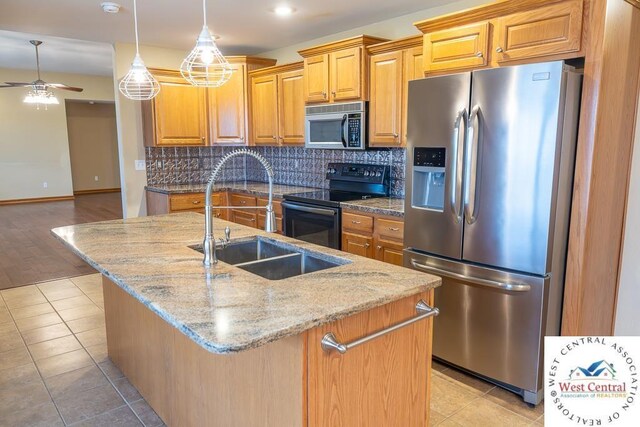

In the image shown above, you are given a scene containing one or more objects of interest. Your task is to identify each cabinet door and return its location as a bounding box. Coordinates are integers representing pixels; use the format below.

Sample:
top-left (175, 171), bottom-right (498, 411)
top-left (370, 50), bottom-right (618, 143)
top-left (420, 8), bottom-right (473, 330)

top-left (374, 238), bottom-right (404, 266)
top-left (209, 63), bottom-right (247, 145)
top-left (231, 210), bottom-right (258, 228)
top-left (342, 231), bottom-right (374, 258)
top-left (493, 0), bottom-right (583, 63)
top-left (304, 54), bottom-right (330, 103)
top-left (369, 51), bottom-right (403, 147)
top-left (424, 22), bottom-right (489, 73)
top-left (154, 82), bottom-right (208, 146)
top-left (278, 69), bottom-right (305, 145)
top-left (250, 75), bottom-right (279, 145)
top-left (330, 47), bottom-right (362, 101)
top-left (402, 46), bottom-right (423, 145)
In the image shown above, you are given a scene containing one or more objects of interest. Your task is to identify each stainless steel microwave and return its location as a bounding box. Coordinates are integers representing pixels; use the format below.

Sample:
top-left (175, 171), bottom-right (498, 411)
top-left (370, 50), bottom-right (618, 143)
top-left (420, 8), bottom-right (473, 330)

top-left (304, 101), bottom-right (366, 150)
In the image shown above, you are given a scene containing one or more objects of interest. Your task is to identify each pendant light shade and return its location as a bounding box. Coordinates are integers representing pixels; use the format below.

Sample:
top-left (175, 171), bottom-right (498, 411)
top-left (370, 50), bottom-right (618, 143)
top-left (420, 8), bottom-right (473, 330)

top-left (119, 0), bottom-right (160, 100)
top-left (180, 0), bottom-right (232, 87)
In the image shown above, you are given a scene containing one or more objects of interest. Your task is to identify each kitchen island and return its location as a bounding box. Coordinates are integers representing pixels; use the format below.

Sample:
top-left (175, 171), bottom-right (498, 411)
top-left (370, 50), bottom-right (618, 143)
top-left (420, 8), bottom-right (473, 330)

top-left (52, 213), bottom-right (440, 426)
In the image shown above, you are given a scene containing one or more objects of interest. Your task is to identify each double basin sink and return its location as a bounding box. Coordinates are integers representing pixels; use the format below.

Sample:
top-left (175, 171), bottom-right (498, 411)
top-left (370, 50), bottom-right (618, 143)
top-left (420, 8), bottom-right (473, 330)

top-left (191, 237), bottom-right (348, 280)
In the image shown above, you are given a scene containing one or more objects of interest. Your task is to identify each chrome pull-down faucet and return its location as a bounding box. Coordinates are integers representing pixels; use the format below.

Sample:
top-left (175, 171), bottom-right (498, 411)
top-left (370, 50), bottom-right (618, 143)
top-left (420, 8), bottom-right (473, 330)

top-left (203, 149), bottom-right (277, 267)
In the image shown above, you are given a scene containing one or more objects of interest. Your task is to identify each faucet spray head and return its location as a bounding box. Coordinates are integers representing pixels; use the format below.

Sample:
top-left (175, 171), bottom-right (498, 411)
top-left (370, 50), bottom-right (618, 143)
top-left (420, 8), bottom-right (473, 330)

top-left (264, 205), bottom-right (277, 233)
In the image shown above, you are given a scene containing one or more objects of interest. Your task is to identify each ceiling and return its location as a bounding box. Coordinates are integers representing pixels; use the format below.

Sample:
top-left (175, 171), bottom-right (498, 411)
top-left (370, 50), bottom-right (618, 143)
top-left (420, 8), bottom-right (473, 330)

top-left (0, 30), bottom-right (114, 76)
top-left (0, 0), bottom-right (447, 71)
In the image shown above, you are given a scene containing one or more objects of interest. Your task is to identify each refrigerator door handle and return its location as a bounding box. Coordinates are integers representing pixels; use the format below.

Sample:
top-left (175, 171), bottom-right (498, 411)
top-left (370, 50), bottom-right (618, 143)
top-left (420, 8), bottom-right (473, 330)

top-left (464, 105), bottom-right (481, 224)
top-left (410, 259), bottom-right (532, 292)
top-left (450, 109), bottom-right (467, 223)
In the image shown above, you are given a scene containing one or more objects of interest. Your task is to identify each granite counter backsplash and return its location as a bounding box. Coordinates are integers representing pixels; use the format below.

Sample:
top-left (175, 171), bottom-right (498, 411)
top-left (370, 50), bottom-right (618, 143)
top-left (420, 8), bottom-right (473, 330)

top-left (146, 146), bottom-right (406, 198)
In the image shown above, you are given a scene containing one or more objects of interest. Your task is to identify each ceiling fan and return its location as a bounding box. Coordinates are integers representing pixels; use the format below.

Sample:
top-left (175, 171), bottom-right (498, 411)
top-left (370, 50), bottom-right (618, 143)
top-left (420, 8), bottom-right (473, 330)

top-left (1, 40), bottom-right (84, 107)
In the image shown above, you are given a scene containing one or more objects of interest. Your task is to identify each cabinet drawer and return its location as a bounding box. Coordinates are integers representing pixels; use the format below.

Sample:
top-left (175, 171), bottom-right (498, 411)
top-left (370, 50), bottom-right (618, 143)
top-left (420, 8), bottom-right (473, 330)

top-left (424, 22), bottom-right (490, 73)
top-left (343, 212), bottom-right (374, 234)
top-left (257, 197), bottom-right (283, 216)
top-left (493, 0), bottom-right (583, 63)
top-left (375, 218), bottom-right (404, 242)
top-left (342, 231), bottom-right (374, 258)
top-left (231, 210), bottom-right (257, 227)
top-left (169, 193), bottom-right (205, 211)
top-left (230, 193), bottom-right (257, 207)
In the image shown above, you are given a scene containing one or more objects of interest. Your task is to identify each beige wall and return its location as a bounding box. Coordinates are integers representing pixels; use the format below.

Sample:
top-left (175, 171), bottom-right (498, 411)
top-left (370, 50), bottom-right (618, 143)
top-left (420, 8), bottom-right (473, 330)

top-left (259, 0), bottom-right (487, 62)
top-left (614, 89), bottom-right (640, 335)
top-left (0, 68), bottom-right (115, 201)
top-left (66, 101), bottom-right (120, 192)
top-left (112, 42), bottom-right (186, 218)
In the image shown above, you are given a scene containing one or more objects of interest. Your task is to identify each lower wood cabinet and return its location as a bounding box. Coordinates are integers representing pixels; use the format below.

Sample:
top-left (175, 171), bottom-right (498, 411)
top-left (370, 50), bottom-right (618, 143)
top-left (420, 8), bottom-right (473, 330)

top-left (230, 209), bottom-right (258, 227)
top-left (342, 210), bottom-right (405, 266)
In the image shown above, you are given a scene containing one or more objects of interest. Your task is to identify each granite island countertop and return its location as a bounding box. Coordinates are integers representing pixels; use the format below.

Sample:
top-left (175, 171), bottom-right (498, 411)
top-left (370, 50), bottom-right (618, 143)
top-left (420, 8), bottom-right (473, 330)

top-left (51, 213), bottom-right (438, 354)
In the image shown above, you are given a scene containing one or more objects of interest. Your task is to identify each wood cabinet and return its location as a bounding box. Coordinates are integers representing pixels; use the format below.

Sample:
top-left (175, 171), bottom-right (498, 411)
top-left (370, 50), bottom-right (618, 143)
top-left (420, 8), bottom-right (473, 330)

top-left (298, 35), bottom-right (387, 104)
top-left (146, 191), bottom-right (227, 219)
top-left (415, 0), bottom-right (586, 75)
top-left (424, 22), bottom-right (490, 73)
top-left (143, 58), bottom-right (275, 148)
top-left (249, 63), bottom-right (305, 146)
top-left (367, 36), bottom-right (423, 147)
top-left (142, 70), bottom-right (208, 147)
top-left (342, 210), bottom-right (405, 267)
top-left (493, 0), bottom-right (583, 64)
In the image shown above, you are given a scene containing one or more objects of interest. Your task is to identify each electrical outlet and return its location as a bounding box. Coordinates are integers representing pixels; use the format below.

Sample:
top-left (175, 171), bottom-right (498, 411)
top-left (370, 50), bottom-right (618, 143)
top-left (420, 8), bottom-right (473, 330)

top-left (135, 160), bottom-right (146, 171)
top-left (43, 182), bottom-right (48, 188)
top-left (94, 176), bottom-right (99, 181)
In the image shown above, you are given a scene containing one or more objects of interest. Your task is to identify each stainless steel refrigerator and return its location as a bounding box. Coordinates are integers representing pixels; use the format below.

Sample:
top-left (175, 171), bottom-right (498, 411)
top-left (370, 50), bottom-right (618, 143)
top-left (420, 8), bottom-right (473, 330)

top-left (404, 61), bottom-right (582, 405)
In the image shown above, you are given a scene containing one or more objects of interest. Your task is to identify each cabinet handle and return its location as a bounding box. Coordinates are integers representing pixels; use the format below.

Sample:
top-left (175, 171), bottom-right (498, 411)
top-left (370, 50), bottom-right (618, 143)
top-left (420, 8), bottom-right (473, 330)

top-left (331, 91), bottom-right (336, 96)
top-left (393, 133), bottom-right (399, 138)
top-left (365, 243), bottom-right (370, 248)
top-left (322, 91), bottom-right (327, 98)
top-left (496, 46), bottom-right (504, 53)
top-left (240, 200), bottom-right (246, 204)
top-left (388, 227), bottom-right (400, 232)
top-left (272, 136), bottom-right (277, 140)
top-left (192, 200), bottom-right (201, 205)
top-left (214, 213), bottom-right (221, 218)
top-left (377, 245), bottom-right (382, 251)
top-left (352, 220), bottom-right (361, 224)
top-left (321, 300), bottom-right (439, 354)
top-left (475, 51), bottom-right (483, 58)
top-left (250, 218), bottom-right (255, 222)
top-left (201, 137), bottom-right (205, 142)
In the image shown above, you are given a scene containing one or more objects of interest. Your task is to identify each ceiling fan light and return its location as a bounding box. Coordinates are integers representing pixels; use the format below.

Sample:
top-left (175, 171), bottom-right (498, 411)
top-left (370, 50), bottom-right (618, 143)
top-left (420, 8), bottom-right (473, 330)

top-left (119, 54), bottom-right (161, 101)
top-left (180, 26), bottom-right (233, 87)
top-left (24, 89), bottom-right (59, 108)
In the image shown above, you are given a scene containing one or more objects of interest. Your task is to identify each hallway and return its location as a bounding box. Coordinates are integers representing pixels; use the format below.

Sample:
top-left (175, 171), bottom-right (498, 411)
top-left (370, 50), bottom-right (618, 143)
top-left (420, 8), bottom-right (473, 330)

top-left (0, 193), bottom-right (122, 290)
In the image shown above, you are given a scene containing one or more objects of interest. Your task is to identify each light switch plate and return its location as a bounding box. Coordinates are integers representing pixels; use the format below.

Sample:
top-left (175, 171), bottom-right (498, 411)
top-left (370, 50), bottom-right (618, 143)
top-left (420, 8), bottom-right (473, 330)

top-left (135, 160), bottom-right (146, 171)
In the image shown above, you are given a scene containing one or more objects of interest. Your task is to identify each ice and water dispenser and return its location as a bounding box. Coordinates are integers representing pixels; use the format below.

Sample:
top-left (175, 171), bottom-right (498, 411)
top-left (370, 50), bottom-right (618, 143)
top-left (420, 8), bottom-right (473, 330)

top-left (411, 147), bottom-right (446, 211)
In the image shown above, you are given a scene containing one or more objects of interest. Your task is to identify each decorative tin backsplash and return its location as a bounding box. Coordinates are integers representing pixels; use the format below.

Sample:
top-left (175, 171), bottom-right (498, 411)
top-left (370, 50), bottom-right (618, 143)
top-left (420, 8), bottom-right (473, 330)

top-left (146, 146), bottom-right (407, 197)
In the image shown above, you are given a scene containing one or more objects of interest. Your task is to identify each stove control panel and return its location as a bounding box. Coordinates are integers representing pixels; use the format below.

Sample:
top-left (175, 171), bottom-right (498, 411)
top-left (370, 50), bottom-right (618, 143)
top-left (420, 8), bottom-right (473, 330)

top-left (326, 163), bottom-right (389, 184)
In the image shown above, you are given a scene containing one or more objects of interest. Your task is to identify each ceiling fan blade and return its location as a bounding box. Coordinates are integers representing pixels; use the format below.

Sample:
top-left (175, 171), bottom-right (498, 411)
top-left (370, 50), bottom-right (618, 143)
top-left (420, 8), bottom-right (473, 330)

top-left (48, 83), bottom-right (84, 92)
top-left (1, 82), bottom-right (33, 87)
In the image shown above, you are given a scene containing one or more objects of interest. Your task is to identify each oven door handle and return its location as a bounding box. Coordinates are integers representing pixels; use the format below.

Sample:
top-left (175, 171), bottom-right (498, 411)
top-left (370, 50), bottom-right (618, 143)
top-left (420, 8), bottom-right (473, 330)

top-left (341, 114), bottom-right (348, 148)
top-left (282, 202), bottom-right (337, 217)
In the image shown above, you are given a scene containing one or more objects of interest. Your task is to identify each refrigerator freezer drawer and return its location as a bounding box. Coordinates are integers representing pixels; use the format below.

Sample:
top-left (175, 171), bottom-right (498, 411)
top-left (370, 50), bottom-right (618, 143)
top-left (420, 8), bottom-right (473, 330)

top-left (404, 250), bottom-right (547, 394)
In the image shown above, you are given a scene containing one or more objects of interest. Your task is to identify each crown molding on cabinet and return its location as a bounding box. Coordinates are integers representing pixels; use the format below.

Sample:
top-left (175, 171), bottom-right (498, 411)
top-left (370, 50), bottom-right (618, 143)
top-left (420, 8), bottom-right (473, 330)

top-left (366, 35), bottom-right (422, 55)
top-left (625, 0), bottom-right (640, 9)
top-left (297, 35), bottom-right (389, 57)
top-left (247, 61), bottom-right (304, 78)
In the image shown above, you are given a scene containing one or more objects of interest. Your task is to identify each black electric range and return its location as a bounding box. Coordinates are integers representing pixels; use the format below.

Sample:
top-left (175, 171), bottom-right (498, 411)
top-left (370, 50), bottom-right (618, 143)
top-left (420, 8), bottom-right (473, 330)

top-left (282, 163), bottom-right (390, 249)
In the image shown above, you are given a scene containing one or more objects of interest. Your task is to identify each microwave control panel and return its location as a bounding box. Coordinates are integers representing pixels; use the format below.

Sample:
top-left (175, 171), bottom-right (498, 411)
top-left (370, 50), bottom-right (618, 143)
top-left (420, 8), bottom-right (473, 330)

top-left (347, 113), bottom-right (362, 148)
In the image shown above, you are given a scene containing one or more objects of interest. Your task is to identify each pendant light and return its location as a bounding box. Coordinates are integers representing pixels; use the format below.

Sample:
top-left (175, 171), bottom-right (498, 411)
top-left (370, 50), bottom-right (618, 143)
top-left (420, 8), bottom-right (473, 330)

top-left (118, 0), bottom-right (160, 100)
top-left (180, 0), bottom-right (232, 87)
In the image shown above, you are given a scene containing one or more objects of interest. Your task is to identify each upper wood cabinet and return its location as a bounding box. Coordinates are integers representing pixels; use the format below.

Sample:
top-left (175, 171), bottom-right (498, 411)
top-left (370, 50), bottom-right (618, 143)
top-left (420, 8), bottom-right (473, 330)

top-left (415, 0), bottom-right (586, 75)
top-left (249, 62), bottom-right (305, 146)
top-left (367, 36), bottom-right (423, 148)
top-left (142, 70), bottom-right (208, 147)
top-left (424, 22), bottom-right (490, 73)
top-left (493, 0), bottom-right (583, 64)
top-left (208, 63), bottom-right (247, 145)
top-left (298, 35), bottom-right (388, 104)
top-left (143, 58), bottom-right (275, 148)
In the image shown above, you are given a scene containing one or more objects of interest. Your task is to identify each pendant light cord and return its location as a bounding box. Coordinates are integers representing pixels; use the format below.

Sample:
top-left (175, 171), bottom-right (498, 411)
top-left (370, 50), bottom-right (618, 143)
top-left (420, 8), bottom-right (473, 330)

top-left (203, 0), bottom-right (207, 27)
top-left (133, 0), bottom-right (140, 54)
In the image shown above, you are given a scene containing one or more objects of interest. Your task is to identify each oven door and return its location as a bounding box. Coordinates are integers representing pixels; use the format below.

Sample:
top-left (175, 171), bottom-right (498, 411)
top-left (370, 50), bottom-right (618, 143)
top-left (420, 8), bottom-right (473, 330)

top-left (305, 112), bottom-right (348, 149)
top-left (282, 201), bottom-right (341, 249)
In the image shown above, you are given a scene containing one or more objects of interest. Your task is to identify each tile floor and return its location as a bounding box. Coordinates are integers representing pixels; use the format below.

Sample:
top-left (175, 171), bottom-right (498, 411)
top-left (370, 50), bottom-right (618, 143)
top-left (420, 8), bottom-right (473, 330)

top-left (0, 274), bottom-right (544, 426)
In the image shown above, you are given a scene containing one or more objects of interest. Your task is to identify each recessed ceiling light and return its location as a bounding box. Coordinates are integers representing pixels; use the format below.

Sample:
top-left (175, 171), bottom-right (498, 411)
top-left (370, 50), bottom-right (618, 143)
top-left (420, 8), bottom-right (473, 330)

top-left (273, 5), bottom-right (295, 16)
top-left (100, 2), bottom-right (121, 14)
